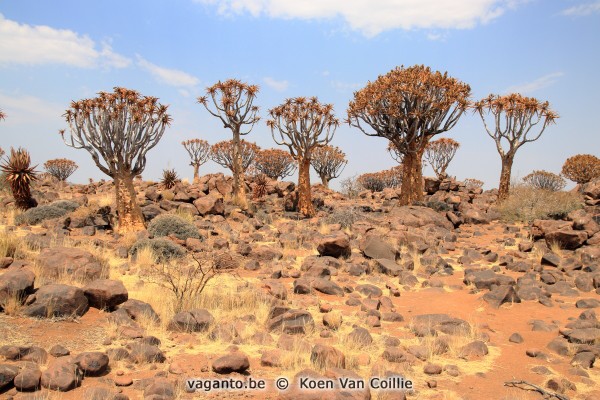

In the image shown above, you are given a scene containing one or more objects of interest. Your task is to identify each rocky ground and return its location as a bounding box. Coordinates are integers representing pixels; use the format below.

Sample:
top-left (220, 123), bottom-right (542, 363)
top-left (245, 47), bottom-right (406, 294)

top-left (0, 174), bottom-right (600, 400)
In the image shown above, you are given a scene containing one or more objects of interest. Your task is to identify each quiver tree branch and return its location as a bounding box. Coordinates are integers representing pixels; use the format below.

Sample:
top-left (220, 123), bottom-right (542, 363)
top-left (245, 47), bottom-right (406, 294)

top-left (268, 96), bottom-right (339, 217)
top-left (473, 93), bottom-right (558, 201)
top-left (61, 87), bottom-right (172, 232)
top-left (182, 139), bottom-right (211, 182)
top-left (310, 145), bottom-right (348, 188)
top-left (347, 65), bottom-right (471, 205)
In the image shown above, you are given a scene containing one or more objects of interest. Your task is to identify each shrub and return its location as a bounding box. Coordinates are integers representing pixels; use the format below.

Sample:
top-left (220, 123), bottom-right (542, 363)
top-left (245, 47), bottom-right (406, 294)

top-left (340, 175), bottom-right (361, 199)
top-left (130, 238), bottom-right (186, 262)
top-left (561, 154), bottom-right (600, 184)
top-left (463, 178), bottom-right (484, 190)
top-left (522, 170), bottom-right (566, 192)
top-left (147, 214), bottom-right (202, 240)
top-left (14, 200), bottom-right (80, 225)
top-left (497, 186), bottom-right (582, 223)
top-left (325, 207), bottom-right (361, 229)
top-left (357, 167), bottom-right (401, 192)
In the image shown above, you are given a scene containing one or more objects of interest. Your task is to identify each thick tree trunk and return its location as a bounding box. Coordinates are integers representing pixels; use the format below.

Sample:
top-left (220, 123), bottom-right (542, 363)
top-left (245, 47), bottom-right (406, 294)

top-left (114, 171), bottom-right (145, 233)
top-left (320, 175), bottom-right (330, 189)
top-left (298, 157), bottom-right (315, 217)
top-left (497, 154), bottom-right (514, 202)
top-left (232, 130), bottom-right (248, 209)
top-left (192, 164), bottom-right (199, 183)
top-left (399, 148), bottom-right (425, 206)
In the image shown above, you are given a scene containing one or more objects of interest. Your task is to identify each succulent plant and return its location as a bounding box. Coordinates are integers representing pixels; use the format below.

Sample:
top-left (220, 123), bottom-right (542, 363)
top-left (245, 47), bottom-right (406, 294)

top-left (252, 173), bottom-right (269, 200)
top-left (0, 147), bottom-right (38, 210)
top-left (161, 168), bottom-right (180, 189)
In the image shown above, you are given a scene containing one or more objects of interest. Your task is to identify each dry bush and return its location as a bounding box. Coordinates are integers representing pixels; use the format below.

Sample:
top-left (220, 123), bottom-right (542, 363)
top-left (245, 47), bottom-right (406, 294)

top-left (522, 170), bottom-right (565, 192)
top-left (498, 185), bottom-right (582, 223)
top-left (561, 154), bottom-right (600, 184)
top-left (357, 167), bottom-right (402, 192)
top-left (147, 214), bottom-right (201, 240)
top-left (340, 175), bottom-right (361, 198)
top-left (463, 178), bottom-right (484, 190)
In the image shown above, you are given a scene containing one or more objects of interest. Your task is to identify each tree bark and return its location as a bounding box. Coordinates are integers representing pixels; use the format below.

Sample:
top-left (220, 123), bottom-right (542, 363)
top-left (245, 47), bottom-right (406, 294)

top-left (399, 148), bottom-right (425, 206)
top-left (320, 175), bottom-right (330, 189)
top-left (114, 171), bottom-right (145, 233)
top-left (192, 164), bottom-right (199, 183)
top-left (231, 130), bottom-right (248, 209)
top-left (298, 157), bottom-right (315, 217)
top-left (497, 154), bottom-right (514, 202)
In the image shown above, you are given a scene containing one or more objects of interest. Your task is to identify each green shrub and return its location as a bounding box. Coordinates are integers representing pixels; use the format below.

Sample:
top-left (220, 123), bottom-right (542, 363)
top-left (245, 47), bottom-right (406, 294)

top-left (147, 214), bottom-right (202, 241)
top-left (14, 200), bottom-right (80, 225)
top-left (130, 238), bottom-right (186, 262)
top-left (498, 186), bottom-right (582, 223)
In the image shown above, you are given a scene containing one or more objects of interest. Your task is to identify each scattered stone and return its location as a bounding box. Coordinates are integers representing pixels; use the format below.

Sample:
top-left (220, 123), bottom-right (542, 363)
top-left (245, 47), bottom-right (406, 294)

top-left (310, 344), bottom-right (345, 369)
top-left (83, 279), bottom-right (128, 310)
top-left (167, 309), bottom-right (214, 332)
top-left (23, 284), bottom-right (89, 318)
top-left (212, 352), bottom-right (250, 374)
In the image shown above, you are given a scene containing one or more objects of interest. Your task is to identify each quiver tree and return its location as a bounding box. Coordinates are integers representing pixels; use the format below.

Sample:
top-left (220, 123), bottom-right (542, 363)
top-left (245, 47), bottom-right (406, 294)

top-left (310, 145), bottom-right (347, 188)
top-left (424, 138), bottom-right (460, 180)
top-left (561, 154), bottom-right (600, 185)
top-left (43, 158), bottom-right (78, 182)
top-left (210, 139), bottom-right (260, 173)
top-left (254, 148), bottom-right (297, 180)
top-left (0, 147), bottom-right (38, 210)
top-left (522, 170), bottom-right (566, 192)
top-left (61, 87), bottom-right (171, 232)
top-left (182, 139), bottom-right (210, 182)
top-left (474, 93), bottom-right (558, 201)
top-left (268, 97), bottom-right (339, 217)
top-left (198, 79), bottom-right (260, 209)
top-left (348, 65), bottom-right (471, 205)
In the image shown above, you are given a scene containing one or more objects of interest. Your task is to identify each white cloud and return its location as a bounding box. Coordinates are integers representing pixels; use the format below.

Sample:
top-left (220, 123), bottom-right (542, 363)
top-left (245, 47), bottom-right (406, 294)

top-left (0, 91), bottom-right (64, 124)
top-left (0, 14), bottom-right (130, 68)
top-left (331, 80), bottom-right (362, 93)
top-left (562, 1), bottom-right (600, 16)
top-left (263, 77), bottom-right (289, 91)
top-left (505, 72), bottom-right (564, 94)
top-left (196, 0), bottom-right (525, 37)
top-left (136, 56), bottom-right (200, 87)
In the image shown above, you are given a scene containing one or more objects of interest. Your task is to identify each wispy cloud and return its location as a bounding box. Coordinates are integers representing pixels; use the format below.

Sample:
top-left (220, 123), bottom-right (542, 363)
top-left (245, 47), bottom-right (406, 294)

top-left (331, 80), bottom-right (362, 93)
top-left (136, 56), bottom-right (200, 87)
top-left (263, 77), bottom-right (289, 92)
top-left (0, 13), bottom-right (130, 68)
top-left (561, 1), bottom-right (600, 16)
top-left (0, 91), bottom-right (64, 124)
top-left (505, 72), bottom-right (564, 94)
top-left (196, 0), bottom-right (526, 37)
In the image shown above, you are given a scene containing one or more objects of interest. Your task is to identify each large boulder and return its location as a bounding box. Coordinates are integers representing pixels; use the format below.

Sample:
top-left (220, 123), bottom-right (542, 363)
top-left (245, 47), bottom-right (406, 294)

top-left (41, 357), bottom-right (83, 391)
top-left (267, 309), bottom-right (315, 335)
top-left (317, 233), bottom-right (351, 259)
top-left (0, 267), bottom-right (35, 309)
top-left (212, 352), bottom-right (250, 374)
top-left (23, 284), bottom-right (89, 318)
top-left (36, 247), bottom-right (106, 282)
top-left (545, 229), bottom-right (588, 250)
top-left (193, 194), bottom-right (224, 216)
top-left (360, 236), bottom-right (398, 260)
top-left (463, 269), bottom-right (515, 290)
top-left (391, 206), bottom-right (453, 230)
top-left (168, 309), bottom-right (214, 332)
top-left (83, 279), bottom-right (128, 310)
top-left (74, 352), bottom-right (109, 376)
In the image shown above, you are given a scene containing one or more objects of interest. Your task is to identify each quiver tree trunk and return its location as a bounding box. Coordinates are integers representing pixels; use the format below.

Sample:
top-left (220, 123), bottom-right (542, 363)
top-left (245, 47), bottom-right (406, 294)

top-left (114, 171), bottom-right (145, 233)
top-left (192, 164), bottom-right (200, 183)
top-left (498, 154), bottom-right (514, 202)
top-left (399, 148), bottom-right (425, 206)
top-left (298, 157), bottom-right (315, 217)
top-left (232, 132), bottom-right (248, 209)
top-left (320, 175), bottom-right (330, 189)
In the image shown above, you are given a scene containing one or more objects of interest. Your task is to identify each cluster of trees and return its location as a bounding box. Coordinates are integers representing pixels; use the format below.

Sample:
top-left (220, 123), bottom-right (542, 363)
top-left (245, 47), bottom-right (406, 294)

top-left (7, 63), bottom-right (600, 235)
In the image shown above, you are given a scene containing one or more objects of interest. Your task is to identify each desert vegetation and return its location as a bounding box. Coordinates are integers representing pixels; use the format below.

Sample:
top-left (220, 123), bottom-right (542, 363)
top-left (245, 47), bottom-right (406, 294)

top-left (2, 64), bottom-right (600, 400)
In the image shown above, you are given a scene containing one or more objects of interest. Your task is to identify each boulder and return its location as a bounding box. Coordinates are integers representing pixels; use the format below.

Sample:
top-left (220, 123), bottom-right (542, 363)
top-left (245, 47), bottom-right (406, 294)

top-left (545, 230), bottom-right (588, 250)
top-left (167, 309), bottom-right (214, 332)
top-left (360, 236), bottom-right (398, 260)
top-left (267, 309), bottom-right (315, 335)
top-left (40, 358), bottom-right (82, 391)
top-left (310, 344), bottom-right (345, 369)
top-left (463, 269), bottom-right (515, 290)
top-left (391, 206), bottom-right (453, 230)
top-left (74, 352), bottom-right (109, 376)
top-left (193, 194), bottom-right (224, 216)
top-left (23, 284), bottom-right (89, 318)
top-left (0, 267), bottom-right (35, 308)
top-left (317, 233), bottom-right (351, 258)
top-left (36, 247), bottom-right (105, 282)
top-left (212, 352), bottom-right (250, 374)
top-left (83, 279), bottom-right (128, 310)
top-left (482, 285), bottom-right (521, 308)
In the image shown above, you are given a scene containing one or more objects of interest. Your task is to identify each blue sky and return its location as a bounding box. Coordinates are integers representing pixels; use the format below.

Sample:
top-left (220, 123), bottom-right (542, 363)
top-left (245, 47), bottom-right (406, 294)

top-left (0, 0), bottom-right (599, 190)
